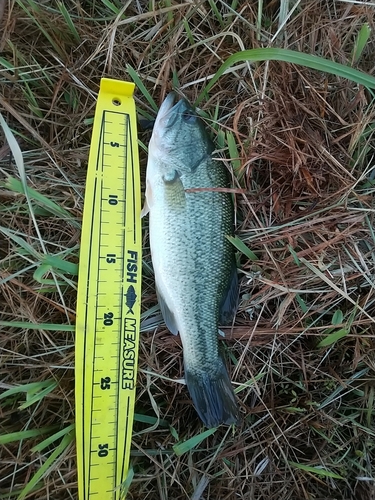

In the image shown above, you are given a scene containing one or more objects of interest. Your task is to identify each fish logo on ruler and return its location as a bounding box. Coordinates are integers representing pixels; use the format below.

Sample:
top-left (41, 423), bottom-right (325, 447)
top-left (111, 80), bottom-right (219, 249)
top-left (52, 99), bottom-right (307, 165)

top-left (75, 79), bottom-right (141, 500)
top-left (125, 285), bottom-right (137, 314)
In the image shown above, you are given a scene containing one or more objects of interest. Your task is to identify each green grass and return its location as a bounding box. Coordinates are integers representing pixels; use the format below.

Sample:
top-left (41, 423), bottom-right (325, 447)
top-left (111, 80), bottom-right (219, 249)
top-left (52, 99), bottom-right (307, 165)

top-left (195, 47), bottom-right (375, 105)
top-left (1, 1), bottom-right (375, 499)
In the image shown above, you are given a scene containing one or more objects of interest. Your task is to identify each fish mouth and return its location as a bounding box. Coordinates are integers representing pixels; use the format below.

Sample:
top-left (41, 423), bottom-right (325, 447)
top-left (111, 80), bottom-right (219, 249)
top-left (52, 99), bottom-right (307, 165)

top-left (156, 93), bottom-right (191, 129)
top-left (157, 92), bottom-right (177, 120)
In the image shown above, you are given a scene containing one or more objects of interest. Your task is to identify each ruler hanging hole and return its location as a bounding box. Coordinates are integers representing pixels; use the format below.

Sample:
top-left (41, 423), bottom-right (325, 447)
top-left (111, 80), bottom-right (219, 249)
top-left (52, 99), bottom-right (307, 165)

top-left (112, 98), bottom-right (122, 106)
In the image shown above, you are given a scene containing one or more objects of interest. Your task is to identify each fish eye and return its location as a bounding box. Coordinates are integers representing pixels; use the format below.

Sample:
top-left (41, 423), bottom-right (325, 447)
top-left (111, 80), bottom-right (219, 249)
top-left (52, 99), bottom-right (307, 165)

top-left (182, 110), bottom-right (197, 123)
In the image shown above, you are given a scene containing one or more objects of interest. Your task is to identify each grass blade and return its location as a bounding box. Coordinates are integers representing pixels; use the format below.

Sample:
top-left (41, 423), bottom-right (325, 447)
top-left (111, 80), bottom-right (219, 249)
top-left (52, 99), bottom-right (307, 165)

top-left (332, 310), bottom-right (344, 325)
top-left (195, 48), bottom-right (375, 105)
top-left (18, 382), bottom-right (58, 410)
top-left (0, 485), bottom-right (42, 499)
top-left (173, 428), bottom-right (217, 456)
top-left (31, 424), bottom-right (75, 452)
top-left (352, 23), bottom-right (371, 64)
top-left (288, 461), bottom-right (344, 479)
top-left (226, 131), bottom-right (242, 177)
top-left (0, 225), bottom-right (39, 258)
top-left (208, 0), bottom-right (224, 28)
top-left (0, 320), bottom-right (75, 331)
top-left (57, 2), bottom-right (81, 43)
top-left (0, 380), bottom-right (57, 407)
top-left (126, 64), bottom-right (158, 112)
top-left (0, 426), bottom-right (57, 445)
top-left (227, 235), bottom-right (259, 261)
top-left (3, 176), bottom-right (80, 228)
top-left (120, 467), bottom-right (134, 499)
top-left (17, 429), bottom-right (75, 500)
top-left (317, 328), bottom-right (350, 347)
top-left (299, 257), bottom-right (374, 323)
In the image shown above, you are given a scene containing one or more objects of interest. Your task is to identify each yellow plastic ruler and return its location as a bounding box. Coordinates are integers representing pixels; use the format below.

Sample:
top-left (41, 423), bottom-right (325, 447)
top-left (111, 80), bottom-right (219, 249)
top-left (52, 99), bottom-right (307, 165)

top-left (75, 78), bottom-right (141, 500)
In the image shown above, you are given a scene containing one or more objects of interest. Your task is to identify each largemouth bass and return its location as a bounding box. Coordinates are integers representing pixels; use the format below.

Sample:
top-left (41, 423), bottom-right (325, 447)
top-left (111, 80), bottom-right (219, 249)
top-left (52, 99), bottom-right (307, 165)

top-left (142, 93), bottom-right (239, 428)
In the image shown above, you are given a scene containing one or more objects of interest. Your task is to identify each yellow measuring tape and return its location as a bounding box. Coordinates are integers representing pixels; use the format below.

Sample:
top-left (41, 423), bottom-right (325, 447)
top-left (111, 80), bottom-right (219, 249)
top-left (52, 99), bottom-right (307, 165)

top-left (75, 79), bottom-right (141, 499)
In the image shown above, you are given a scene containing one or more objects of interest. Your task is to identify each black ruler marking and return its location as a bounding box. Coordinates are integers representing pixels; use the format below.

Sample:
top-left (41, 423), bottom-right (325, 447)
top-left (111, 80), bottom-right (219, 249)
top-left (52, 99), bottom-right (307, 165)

top-left (128, 115), bottom-right (137, 245)
top-left (121, 396), bottom-right (131, 485)
top-left (114, 110), bottom-right (129, 490)
top-left (82, 107), bottom-right (105, 497)
top-left (88, 109), bottom-right (107, 498)
top-left (82, 105), bottom-right (104, 494)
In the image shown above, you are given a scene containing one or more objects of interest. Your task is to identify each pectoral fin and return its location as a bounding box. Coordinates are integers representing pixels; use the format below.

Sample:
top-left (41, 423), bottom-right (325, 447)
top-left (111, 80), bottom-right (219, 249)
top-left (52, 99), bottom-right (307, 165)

top-left (219, 263), bottom-right (239, 325)
top-left (141, 180), bottom-right (152, 217)
top-left (157, 287), bottom-right (179, 335)
top-left (141, 199), bottom-right (149, 217)
top-left (163, 170), bottom-right (186, 208)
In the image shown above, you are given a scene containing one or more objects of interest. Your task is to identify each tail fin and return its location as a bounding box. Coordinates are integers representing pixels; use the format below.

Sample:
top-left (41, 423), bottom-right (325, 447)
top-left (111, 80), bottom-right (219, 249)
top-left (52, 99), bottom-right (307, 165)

top-left (184, 357), bottom-right (240, 428)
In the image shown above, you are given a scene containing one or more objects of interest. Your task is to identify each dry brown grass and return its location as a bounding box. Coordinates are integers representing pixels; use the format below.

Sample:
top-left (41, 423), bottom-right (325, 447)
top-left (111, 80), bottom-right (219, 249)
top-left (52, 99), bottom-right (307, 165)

top-left (1, 1), bottom-right (375, 499)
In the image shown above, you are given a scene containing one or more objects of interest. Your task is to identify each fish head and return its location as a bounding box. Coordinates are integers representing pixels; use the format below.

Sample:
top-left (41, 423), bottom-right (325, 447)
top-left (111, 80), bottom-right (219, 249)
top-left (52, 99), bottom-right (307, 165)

top-left (149, 93), bottom-right (213, 175)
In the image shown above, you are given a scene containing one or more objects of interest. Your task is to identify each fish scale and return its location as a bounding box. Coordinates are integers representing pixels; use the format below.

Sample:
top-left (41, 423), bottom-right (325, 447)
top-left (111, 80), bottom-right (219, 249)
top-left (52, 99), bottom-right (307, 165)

top-left (156, 173), bottom-right (231, 361)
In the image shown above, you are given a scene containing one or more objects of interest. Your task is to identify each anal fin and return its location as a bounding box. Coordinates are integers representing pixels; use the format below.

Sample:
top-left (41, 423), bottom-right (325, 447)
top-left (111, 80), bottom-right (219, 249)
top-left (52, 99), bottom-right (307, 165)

top-left (219, 263), bottom-right (239, 325)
